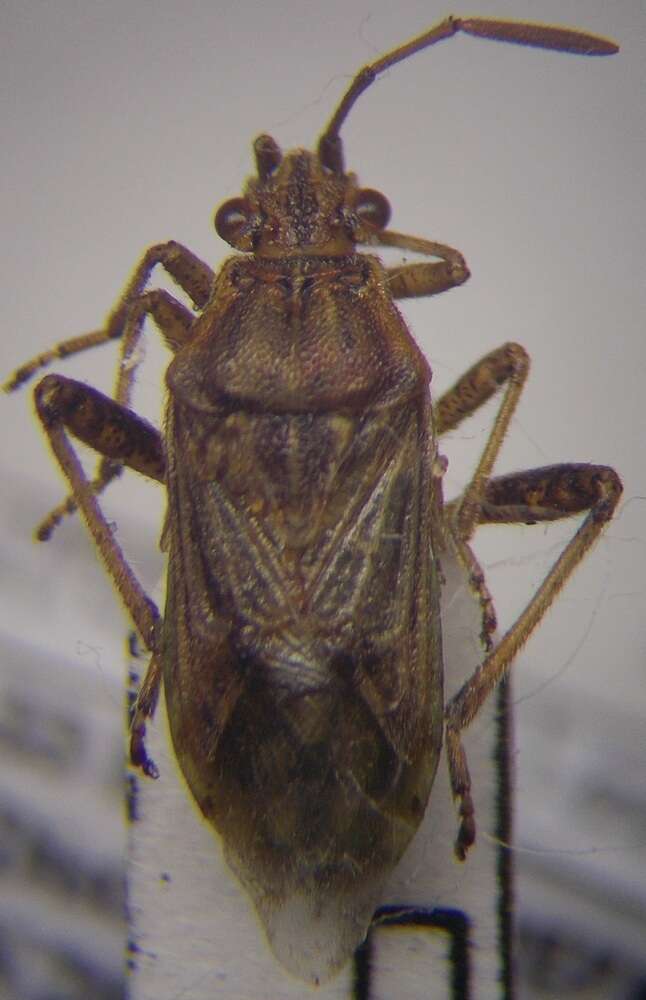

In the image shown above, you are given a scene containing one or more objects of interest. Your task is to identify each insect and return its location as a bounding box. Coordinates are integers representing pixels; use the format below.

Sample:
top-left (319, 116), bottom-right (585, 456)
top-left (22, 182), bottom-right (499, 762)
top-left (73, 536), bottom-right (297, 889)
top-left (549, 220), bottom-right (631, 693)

top-left (5, 14), bottom-right (622, 986)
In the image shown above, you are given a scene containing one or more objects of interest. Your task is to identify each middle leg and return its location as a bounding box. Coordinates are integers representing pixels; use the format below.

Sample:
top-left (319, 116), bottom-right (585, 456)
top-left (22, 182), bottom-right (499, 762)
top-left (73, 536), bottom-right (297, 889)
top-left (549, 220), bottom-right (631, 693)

top-left (444, 462), bottom-right (622, 858)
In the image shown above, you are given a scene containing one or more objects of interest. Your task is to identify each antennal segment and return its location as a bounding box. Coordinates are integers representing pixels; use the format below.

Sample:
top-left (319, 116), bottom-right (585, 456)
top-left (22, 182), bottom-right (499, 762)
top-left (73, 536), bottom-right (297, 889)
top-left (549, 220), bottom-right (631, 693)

top-left (318, 15), bottom-right (618, 172)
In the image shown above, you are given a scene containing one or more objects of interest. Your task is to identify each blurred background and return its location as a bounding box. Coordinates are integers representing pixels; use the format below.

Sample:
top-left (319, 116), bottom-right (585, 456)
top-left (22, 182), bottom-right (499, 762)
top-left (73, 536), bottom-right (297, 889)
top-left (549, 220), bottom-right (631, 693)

top-left (1, 1), bottom-right (644, 997)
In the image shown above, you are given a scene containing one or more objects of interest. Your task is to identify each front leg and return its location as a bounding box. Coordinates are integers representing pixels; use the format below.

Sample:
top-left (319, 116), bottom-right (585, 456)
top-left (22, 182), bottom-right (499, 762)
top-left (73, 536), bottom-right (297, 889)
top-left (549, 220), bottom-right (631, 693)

top-left (5, 241), bottom-right (212, 391)
top-left (6, 241), bottom-right (213, 537)
top-left (35, 288), bottom-right (194, 539)
top-left (377, 229), bottom-right (470, 299)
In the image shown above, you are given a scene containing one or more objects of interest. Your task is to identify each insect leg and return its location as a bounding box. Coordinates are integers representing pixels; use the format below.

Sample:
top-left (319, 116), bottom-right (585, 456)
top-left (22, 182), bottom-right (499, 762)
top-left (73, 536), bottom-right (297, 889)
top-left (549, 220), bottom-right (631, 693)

top-left (34, 287), bottom-right (194, 539)
top-left (444, 463), bottom-right (622, 858)
top-left (436, 343), bottom-right (531, 540)
top-left (34, 374), bottom-right (163, 634)
top-left (380, 229), bottom-right (470, 299)
top-left (13, 242), bottom-right (208, 537)
top-left (130, 652), bottom-right (163, 778)
top-left (34, 373), bottom-right (170, 775)
top-left (4, 241), bottom-right (212, 392)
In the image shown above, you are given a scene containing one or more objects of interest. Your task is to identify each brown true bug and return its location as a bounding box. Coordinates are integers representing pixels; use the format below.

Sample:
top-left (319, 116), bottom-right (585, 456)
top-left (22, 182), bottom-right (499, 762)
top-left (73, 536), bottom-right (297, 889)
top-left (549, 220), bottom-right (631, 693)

top-left (5, 15), bottom-right (622, 984)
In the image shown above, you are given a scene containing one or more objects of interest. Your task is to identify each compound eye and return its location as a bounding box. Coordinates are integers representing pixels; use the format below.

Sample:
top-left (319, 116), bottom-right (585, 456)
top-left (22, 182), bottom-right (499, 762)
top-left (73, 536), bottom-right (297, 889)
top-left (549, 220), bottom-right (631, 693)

top-left (353, 188), bottom-right (391, 230)
top-left (214, 197), bottom-right (255, 250)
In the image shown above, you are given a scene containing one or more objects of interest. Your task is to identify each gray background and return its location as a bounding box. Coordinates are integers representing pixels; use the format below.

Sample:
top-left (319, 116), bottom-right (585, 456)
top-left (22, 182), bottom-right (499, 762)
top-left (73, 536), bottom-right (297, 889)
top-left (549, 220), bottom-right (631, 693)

top-left (1, 0), bottom-right (644, 996)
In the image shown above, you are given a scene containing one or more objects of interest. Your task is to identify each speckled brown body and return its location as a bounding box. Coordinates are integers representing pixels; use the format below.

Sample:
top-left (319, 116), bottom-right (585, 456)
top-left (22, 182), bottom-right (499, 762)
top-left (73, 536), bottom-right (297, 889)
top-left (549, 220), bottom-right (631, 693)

top-left (161, 248), bottom-right (445, 909)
